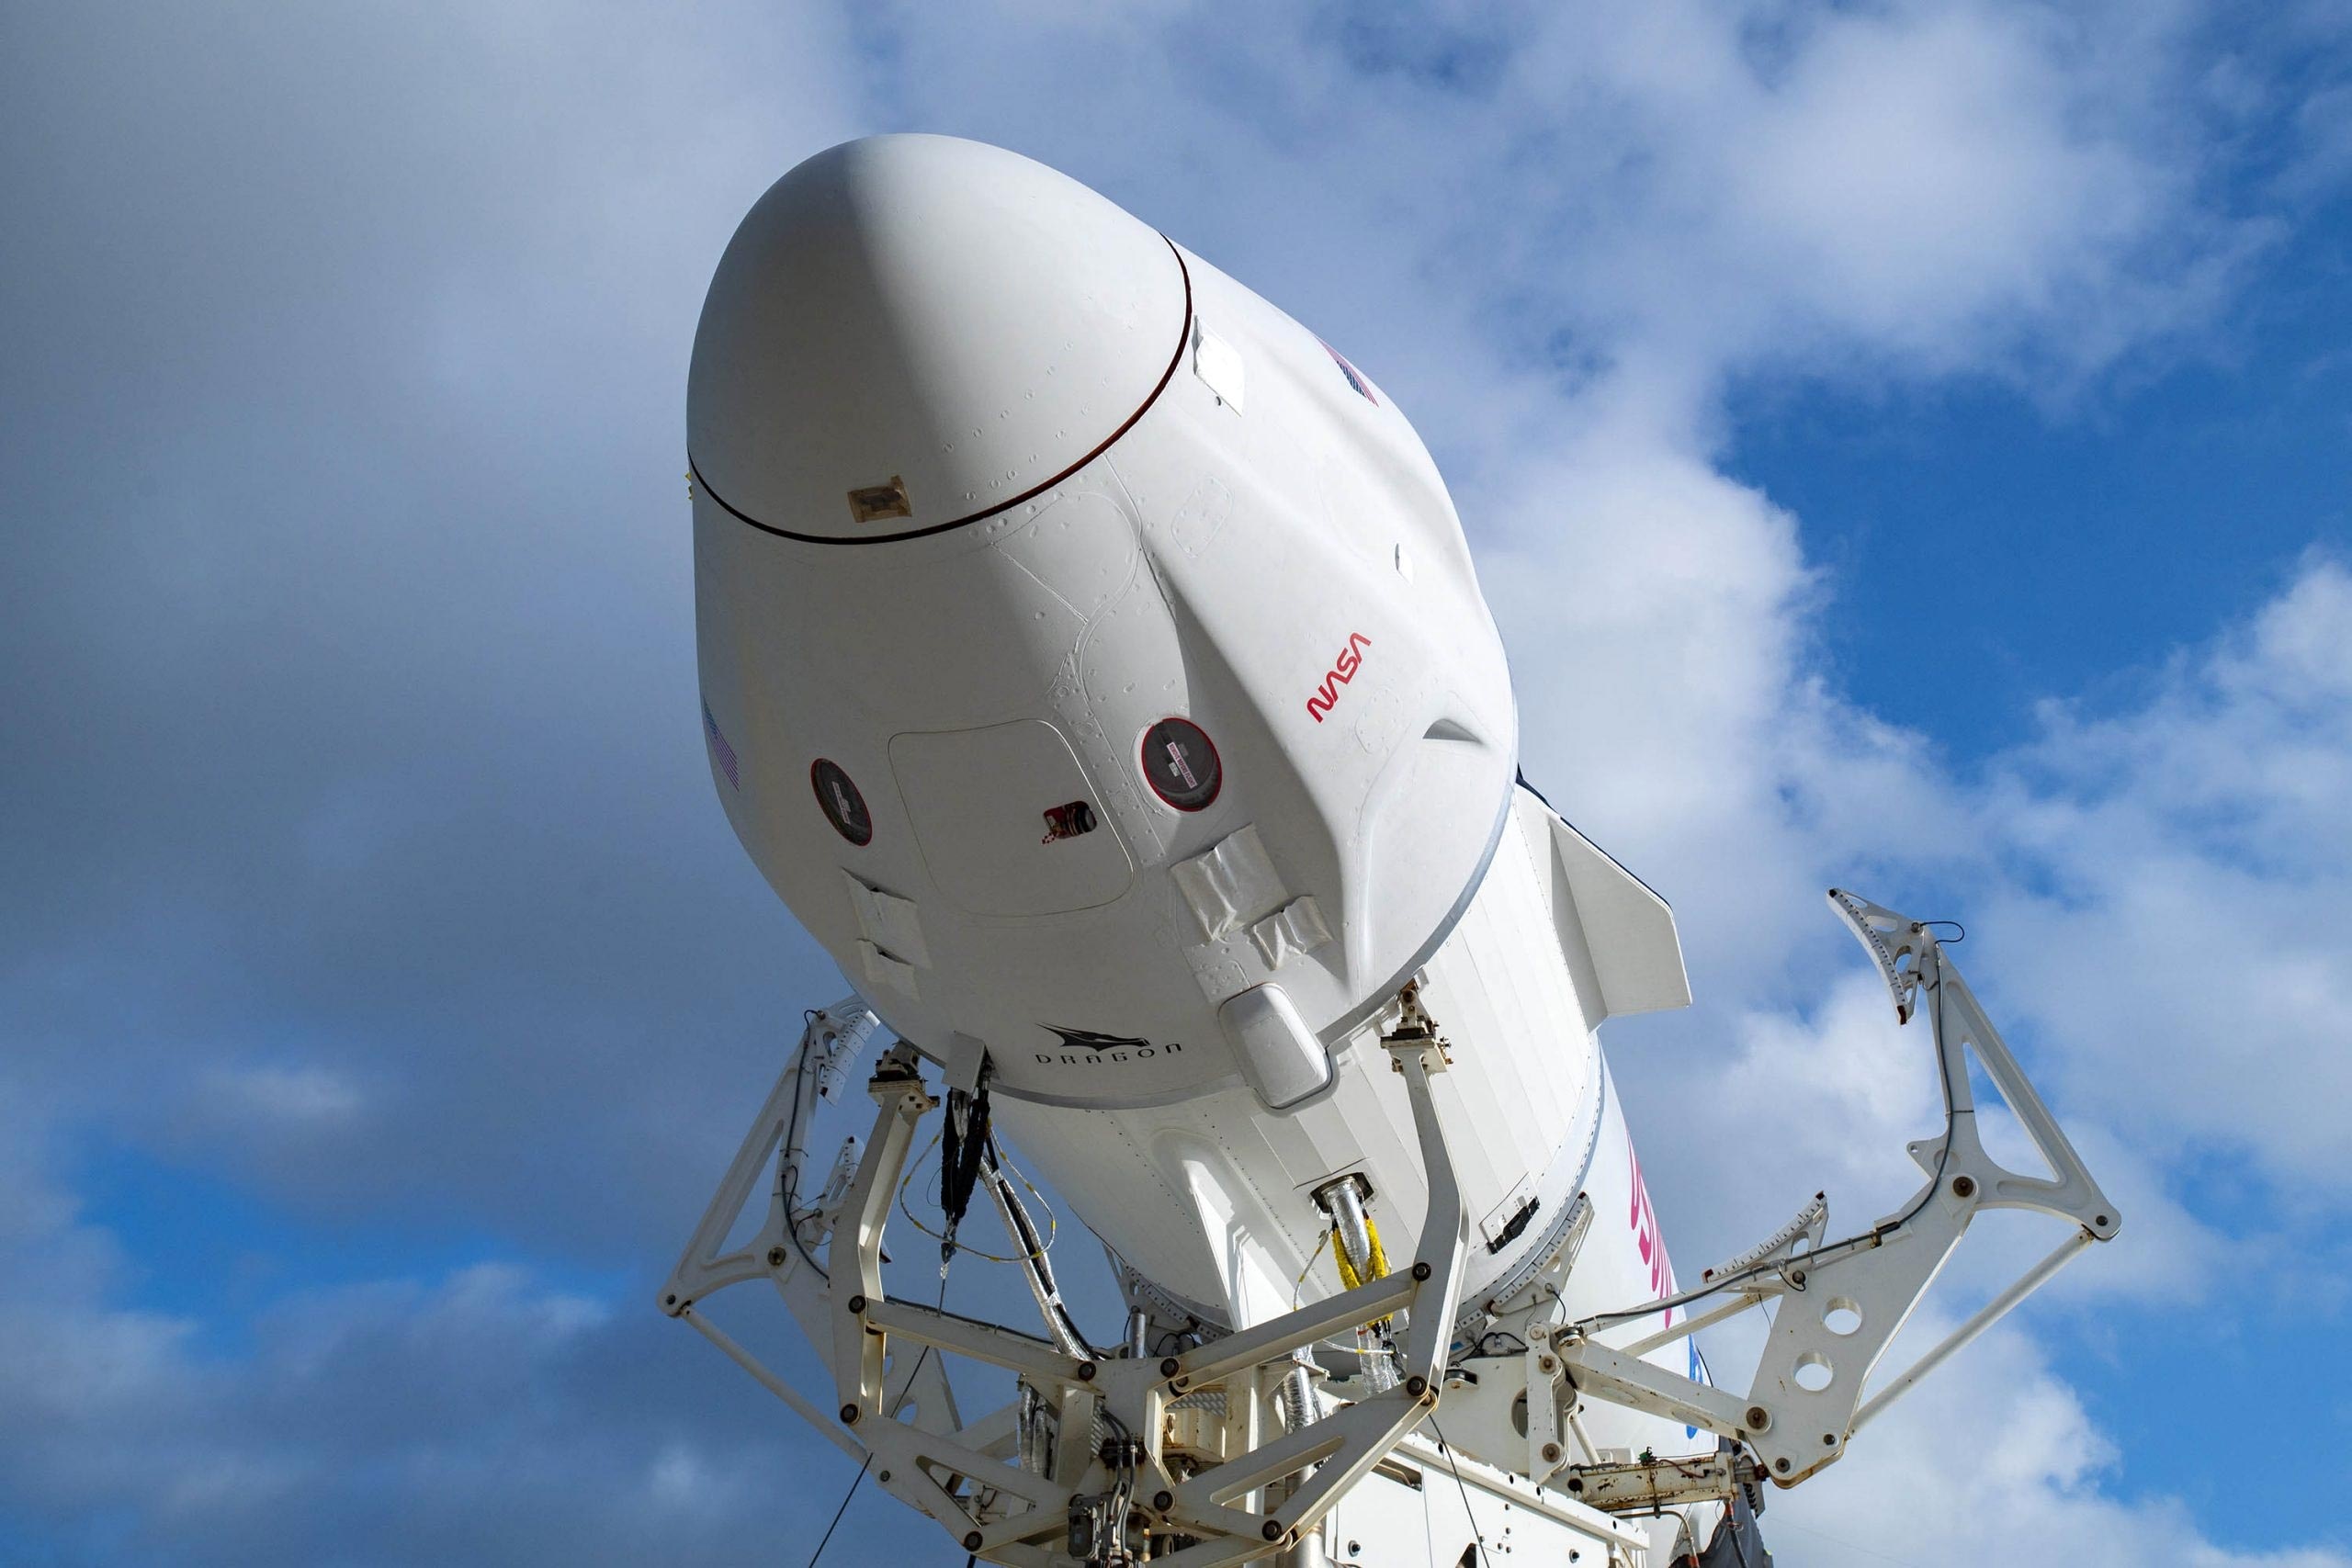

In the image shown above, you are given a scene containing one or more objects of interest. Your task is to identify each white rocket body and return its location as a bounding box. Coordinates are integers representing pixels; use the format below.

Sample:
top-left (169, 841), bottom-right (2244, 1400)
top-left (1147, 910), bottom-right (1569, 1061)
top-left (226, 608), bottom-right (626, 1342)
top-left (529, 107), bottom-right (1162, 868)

top-left (690, 135), bottom-right (1709, 1473)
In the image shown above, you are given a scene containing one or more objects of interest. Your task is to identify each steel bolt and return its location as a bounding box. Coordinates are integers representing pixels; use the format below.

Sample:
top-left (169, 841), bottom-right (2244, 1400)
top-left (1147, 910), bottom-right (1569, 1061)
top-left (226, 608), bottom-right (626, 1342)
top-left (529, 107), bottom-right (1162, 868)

top-left (1153, 1490), bottom-right (1173, 1512)
top-left (847, 1293), bottom-right (868, 1314)
top-left (1077, 1360), bottom-right (1098, 1382)
top-left (1774, 1457), bottom-right (1792, 1474)
top-left (840, 1404), bottom-right (860, 1425)
top-left (1262, 1520), bottom-right (1285, 1541)
top-left (1951, 1175), bottom-right (1976, 1199)
top-left (766, 1246), bottom-right (787, 1268)
top-left (1405, 1375), bottom-right (1429, 1398)
top-left (1411, 1260), bottom-right (1432, 1281)
top-left (1160, 1357), bottom-right (1181, 1378)
top-left (1745, 1405), bottom-right (1770, 1430)
top-left (877, 1470), bottom-right (890, 1483)
top-left (964, 1531), bottom-right (983, 1551)
top-left (1541, 1442), bottom-right (1562, 1463)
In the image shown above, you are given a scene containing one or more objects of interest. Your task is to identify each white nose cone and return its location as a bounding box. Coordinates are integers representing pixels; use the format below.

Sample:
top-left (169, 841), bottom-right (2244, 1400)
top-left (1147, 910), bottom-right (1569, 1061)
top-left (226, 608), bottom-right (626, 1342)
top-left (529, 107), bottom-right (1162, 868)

top-left (688, 134), bottom-right (1189, 542)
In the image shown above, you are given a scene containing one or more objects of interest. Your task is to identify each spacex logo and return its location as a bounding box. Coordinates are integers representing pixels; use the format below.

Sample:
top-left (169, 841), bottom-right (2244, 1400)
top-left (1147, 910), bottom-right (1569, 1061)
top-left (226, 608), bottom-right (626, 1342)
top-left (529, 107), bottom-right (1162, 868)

top-left (1306, 631), bottom-right (1373, 723)
top-left (1036, 1025), bottom-right (1184, 1068)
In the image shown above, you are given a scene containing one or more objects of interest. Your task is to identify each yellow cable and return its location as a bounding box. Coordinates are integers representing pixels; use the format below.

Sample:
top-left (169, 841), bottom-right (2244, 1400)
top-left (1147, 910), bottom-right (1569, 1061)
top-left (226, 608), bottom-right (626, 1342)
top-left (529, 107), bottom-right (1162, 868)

top-left (1332, 1215), bottom-right (1395, 1329)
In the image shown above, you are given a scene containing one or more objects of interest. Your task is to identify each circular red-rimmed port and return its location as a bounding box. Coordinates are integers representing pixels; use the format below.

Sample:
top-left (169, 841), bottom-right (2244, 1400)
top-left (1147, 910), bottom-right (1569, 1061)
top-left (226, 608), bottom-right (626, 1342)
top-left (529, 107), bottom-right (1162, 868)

top-left (810, 758), bottom-right (873, 846)
top-left (1139, 717), bottom-right (1221, 811)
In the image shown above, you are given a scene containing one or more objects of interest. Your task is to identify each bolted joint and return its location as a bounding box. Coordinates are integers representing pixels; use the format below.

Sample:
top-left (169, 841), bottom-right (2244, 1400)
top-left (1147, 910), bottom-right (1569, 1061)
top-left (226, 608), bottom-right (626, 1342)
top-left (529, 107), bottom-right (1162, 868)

top-left (1404, 1375), bottom-right (1429, 1399)
top-left (964, 1530), bottom-right (984, 1551)
top-left (1745, 1405), bottom-right (1770, 1431)
top-left (1153, 1490), bottom-right (1174, 1513)
top-left (1076, 1360), bottom-right (1098, 1382)
top-left (839, 1404), bottom-right (860, 1426)
top-left (846, 1293), bottom-right (868, 1314)
top-left (1160, 1357), bottom-right (1182, 1379)
top-left (1410, 1260), bottom-right (1432, 1282)
top-left (765, 1246), bottom-right (787, 1269)
top-left (1542, 1442), bottom-right (1562, 1464)
top-left (1951, 1174), bottom-right (1977, 1199)
top-left (1261, 1520), bottom-right (1287, 1542)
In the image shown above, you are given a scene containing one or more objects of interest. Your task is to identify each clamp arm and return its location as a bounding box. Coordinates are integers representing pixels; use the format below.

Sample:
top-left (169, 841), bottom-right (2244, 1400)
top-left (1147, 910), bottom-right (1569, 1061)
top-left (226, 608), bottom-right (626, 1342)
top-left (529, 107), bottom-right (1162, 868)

top-left (1555, 891), bottom-right (2120, 1487)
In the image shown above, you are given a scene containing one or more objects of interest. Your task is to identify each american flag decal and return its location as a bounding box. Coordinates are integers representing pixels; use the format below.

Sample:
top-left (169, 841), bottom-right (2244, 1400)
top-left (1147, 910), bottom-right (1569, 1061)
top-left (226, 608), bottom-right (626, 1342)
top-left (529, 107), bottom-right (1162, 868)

top-left (702, 701), bottom-right (740, 790)
top-left (1320, 339), bottom-right (1378, 405)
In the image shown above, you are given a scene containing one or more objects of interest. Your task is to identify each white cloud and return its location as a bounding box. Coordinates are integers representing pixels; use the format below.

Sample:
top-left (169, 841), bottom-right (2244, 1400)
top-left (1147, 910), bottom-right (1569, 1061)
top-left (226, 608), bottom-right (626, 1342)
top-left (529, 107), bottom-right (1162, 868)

top-left (1767, 1314), bottom-right (2351, 1568)
top-left (200, 1064), bottom-right (365, 1127)
top-left (3, 0), bottom-right (2346, 1562)
top-left (1977, 558), bottom-right (2352, 1192)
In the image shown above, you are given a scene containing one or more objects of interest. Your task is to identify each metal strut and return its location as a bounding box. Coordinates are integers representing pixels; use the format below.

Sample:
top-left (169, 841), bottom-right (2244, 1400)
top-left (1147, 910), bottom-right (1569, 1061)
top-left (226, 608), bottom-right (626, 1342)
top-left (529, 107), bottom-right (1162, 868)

top-left (1550, 890), bottom-right (2120, 1492)
top-left (659, 992), bottom-right (1477, 1567)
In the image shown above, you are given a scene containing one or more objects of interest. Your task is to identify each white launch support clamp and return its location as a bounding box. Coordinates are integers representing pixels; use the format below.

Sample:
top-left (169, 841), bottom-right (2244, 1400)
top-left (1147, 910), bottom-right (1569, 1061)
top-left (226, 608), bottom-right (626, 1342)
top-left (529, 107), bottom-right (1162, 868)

top-left (1550, 890), bottom-right (2120, 1495)
top-left (660, 996), bottom-right (1474, 1567)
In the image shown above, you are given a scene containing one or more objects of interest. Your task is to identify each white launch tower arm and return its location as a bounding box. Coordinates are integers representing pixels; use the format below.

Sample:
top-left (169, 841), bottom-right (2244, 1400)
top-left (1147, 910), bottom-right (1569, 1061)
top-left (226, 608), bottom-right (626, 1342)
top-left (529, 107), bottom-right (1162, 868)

top-left (660, 893), bottom-right (2118, 1562)
top-left (662, 1001), bottom-right (1478, 1567)
top-left (1549, 890), bottom-right (2120, 1492)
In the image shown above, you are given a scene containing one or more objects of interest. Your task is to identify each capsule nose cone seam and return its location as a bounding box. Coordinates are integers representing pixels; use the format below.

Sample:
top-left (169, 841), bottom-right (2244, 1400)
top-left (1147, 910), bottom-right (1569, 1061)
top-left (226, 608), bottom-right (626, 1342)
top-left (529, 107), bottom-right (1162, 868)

top-left (688, 135), bottom-right (1193, 545)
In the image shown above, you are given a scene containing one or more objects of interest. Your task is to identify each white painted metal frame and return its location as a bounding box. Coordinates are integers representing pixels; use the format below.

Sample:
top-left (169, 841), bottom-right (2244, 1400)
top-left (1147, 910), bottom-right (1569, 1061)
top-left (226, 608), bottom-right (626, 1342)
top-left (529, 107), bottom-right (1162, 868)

top-left (662, 1013), bottom-right (1473, 1566)
top-left (1554, 890), bottom-right (2120, 1488)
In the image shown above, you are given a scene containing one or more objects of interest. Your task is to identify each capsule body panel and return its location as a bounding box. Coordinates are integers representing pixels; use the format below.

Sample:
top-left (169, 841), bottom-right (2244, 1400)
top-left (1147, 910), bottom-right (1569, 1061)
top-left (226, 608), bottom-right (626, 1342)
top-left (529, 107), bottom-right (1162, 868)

top-left (691, 136), bottom-right (1518, 1112)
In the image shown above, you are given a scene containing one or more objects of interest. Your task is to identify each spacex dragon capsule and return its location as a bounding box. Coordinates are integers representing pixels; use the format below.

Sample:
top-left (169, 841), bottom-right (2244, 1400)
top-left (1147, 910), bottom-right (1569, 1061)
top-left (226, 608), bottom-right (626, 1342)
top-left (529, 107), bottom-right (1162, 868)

top-left (664, 135), bottom-right (2120, 1568)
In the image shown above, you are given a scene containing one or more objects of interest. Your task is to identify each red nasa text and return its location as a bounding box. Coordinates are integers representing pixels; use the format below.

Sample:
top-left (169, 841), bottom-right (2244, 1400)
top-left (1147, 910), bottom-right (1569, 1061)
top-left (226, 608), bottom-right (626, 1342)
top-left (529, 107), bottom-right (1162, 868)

top-left (1306, 632), bottom-right (1373, 723)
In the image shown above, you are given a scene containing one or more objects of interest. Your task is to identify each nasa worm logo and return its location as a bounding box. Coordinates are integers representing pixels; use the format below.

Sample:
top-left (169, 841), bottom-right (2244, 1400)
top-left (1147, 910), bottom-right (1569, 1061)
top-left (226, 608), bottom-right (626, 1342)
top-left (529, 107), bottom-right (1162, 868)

top-left (1306, 632), bottom-right (1372, 723)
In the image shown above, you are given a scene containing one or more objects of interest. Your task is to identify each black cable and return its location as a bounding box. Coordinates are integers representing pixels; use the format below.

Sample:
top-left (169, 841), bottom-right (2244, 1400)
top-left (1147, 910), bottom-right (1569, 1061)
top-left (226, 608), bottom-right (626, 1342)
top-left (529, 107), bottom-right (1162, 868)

top-left (805, 1274), bottom-right (950, 1564)
top-left (1577, 978), bottom-right (1961, 1333)
top-left (1427, 1417), bottom-right (1490, 1568)
top-left (776, 1019), bottom-right (832, 1283)
top-left (938, 1075), bottom-right (993, 1267)
top-left (802, 1452), bottom-right (871, 1568)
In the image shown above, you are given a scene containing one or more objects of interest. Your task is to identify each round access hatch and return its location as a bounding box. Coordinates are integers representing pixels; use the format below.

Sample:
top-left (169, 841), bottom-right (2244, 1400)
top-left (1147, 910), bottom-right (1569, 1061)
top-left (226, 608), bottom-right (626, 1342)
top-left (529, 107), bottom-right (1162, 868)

top-left (810, 759), bottom-right (873, 845)
top-left (1140, 718), bottom-right (1221, 812)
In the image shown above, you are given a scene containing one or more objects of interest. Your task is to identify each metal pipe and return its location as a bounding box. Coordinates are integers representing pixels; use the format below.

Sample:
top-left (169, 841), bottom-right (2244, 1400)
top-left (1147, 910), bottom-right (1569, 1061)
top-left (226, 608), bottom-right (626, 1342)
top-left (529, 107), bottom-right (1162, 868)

top-left (1567, 1408), bottom-right (1600, 1465)
top-left (1321, 1179), bottom-right (1377, 1280)
top-left (681, 1307), bottom-right (865, 1462)
top-left (1851, 1228), bottom-right (2092, 1433)
top-left (1016, 1382), bottom-right (1051, 1477)
top-left (981, 1145), bottom-right (1096, 1359)
top-left (1278, 1354), bottom-right (1321, 1434)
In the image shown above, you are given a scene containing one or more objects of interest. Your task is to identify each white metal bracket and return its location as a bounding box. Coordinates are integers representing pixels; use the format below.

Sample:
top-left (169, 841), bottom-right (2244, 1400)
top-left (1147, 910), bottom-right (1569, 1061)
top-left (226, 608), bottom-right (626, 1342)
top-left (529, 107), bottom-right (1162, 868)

top-left (1554, 890), bottom-right (2120, 1488)
top-left (662, 996), bottom-right (1477, 1566)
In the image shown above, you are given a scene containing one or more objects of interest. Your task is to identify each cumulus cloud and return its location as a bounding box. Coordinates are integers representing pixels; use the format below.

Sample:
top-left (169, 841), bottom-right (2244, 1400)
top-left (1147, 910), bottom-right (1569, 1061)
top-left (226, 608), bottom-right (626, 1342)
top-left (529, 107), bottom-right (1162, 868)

top-left (3, 0), bottom-right (2349, 1562)
top-left (1766, 1314), bottom-right (2351, 1568)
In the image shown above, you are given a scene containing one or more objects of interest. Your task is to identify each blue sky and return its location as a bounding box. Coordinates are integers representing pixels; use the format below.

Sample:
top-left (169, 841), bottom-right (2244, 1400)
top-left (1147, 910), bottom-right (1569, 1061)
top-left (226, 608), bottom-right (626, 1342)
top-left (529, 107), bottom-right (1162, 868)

top-left (3, 4), bottom-right (2348, 1565)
